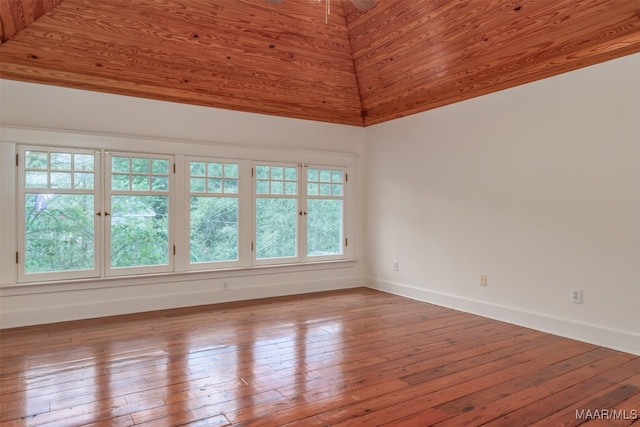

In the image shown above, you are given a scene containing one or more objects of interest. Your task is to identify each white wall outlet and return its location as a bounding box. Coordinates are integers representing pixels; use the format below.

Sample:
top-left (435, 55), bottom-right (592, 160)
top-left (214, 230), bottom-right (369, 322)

top-left (393, 260), bottom-right (399, 271)
top-left (570, 288), bottom-right (582, 304)
top-left (480, 275), bottom-right (487, 286)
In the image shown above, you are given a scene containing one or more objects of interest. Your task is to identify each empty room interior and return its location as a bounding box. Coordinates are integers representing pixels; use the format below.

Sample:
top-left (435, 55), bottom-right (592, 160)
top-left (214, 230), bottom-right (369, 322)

top-left (1, 0), bottom-right (639, 425)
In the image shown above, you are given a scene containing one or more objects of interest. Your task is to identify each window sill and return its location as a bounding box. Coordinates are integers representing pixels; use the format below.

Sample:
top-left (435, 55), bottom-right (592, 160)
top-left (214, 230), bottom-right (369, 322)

top-left (0, 259), bottom-right (360, 296)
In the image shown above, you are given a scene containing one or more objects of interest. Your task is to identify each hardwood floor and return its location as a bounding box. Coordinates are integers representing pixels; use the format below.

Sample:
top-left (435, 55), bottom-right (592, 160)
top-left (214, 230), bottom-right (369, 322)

top-left (1, 288), bottom-right (638, 426)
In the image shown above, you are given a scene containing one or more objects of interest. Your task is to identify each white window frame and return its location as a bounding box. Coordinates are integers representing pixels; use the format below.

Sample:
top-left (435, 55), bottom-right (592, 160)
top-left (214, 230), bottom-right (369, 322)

top-left (252, 161), bottom-right (302, 266)
top-left (17, 146), bottom-right (102, 283)
top-left (302, 164), bottom-right (348, 262)
top-left (105, 152), bottom-right (175, 277)
top-left (183, 156), bottom-right (248, 270)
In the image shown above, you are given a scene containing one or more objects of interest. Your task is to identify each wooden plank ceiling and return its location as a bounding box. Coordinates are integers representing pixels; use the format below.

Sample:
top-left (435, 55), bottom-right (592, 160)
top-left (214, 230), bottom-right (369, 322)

top-left (1, 0), bottom-right (639, 127)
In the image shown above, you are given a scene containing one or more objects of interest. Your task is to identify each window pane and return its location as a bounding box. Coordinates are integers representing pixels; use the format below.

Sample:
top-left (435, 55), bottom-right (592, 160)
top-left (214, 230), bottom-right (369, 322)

top-left (307, 199), bottom-right (342, 256)
top-left (24, 194), bottom-right (95, 273)
top-left (224, 179), bottom-right (238, 194)
top-left (331, 170), bottom-right (343, 183)
top-left (191, 161), bottom-right (206, 177)
top-left (256, 197), bottom-right (297, 259)
top-left (50, 172), bottom-right (72, 189)
top-left (224, 163), bottom-right (238, 178)
top-left (151, 176), bottom-right (168, 191)
top-left (332, 183), bottom-right (343, 196)
top-left (190, 197), bottom-right (238, 263)
top-left (284, 167), bottom-right (296, 181)
top-left (256, 166), bottom-right (269, 179)
top-left (112, 174), bottom-right (130, 191)
top-left (271, 167), bottom-right (284, 180)
top-left (320, 183), bottom-right (331, 196)
top-left (271, 181), bottom-right (284, 195)
top-left (131, 158), bottom-right (149, 173)
top-left (132, 175), bottom-right (149, 191)
top-left (208, 179), bottom-right (222, 193)
top-left (320, 170), bottom-right (331, 182)
top-left (307, 168), bottom-right (319, 182)
top-left (74, 154), bottom-right (94, 172)
top-left (26, 171), bottom-right (48, 188)
top-left (307, 183), bottom-right (318, 196)
top-left (256, 180), bottom-right (269, 194)
top-left (110, 195), bottom-right (169, 268)
top-left (26, 151), bottom-right (48, 169)
top-left (152, 159), bottom-right (168, 174)
top-left (50, 153), bottom-right (71, 171)
top-left (207, 162), bottom-right (222, 177)
top-left (112, 157), bottom-right (130, 173)
top-left (190, 178), bottom-right (205, 192)
top-left (74, 173), bottom-right (94, 190)
top-left (285, 182), bottom-right (297, 195)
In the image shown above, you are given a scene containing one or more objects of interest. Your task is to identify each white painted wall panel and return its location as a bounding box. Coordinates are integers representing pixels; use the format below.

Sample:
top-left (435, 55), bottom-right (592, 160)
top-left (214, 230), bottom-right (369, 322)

top-left (364, 53), bottom-right (640, 355)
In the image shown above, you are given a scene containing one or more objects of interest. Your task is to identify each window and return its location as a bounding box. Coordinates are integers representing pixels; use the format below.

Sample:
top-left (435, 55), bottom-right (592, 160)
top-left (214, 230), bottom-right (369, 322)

top-left (18, 148), bottom-right (100, 281)
top-left (188, 158), bottom-right (240, 268)
top-left (306, 167), bottom-right (345, 260)
top-left (252, 163), bottom-right (347, 264)
top-left (106, 153), bottom-right (173, 275)
top-left (16, 144), bottom-right (351, 283)
top-left (254, 163), bottom-right (300, 263)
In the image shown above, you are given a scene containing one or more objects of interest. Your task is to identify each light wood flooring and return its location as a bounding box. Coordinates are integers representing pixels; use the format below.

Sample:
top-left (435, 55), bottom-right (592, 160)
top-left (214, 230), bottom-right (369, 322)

top-left (1, 288), bottom-right (639, 426)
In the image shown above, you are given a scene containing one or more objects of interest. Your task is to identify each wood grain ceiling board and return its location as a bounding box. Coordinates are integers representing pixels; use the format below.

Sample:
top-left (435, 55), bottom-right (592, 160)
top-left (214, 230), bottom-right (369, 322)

top-left (345, 0), bottom-right (640, 126)
top-left (0, 0), bottom-right (62, 44)
top-left (0, 0), bottom-right (364, 126)
top-left (1, 0), bottom-right (639, 127)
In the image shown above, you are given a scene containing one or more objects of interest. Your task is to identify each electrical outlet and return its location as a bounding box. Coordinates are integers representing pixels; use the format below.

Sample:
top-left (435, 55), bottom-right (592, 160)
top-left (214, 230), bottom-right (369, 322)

top-left (393, 260), bottom-right (399, 271)
top-left (480, 275), bottom-right (487, 286)
top-left (570, 288), bottom-right (582, 304)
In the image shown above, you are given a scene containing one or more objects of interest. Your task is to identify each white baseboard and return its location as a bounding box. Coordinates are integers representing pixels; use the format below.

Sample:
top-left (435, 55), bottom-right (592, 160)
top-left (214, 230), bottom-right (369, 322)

top-left (366, 277), bottom-right (640, 356)
top-left (1, 276), bottom-right (362, 328)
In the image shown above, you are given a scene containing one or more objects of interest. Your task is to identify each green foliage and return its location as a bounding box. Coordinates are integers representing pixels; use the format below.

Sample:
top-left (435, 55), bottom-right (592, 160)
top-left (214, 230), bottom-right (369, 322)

top-left (24, 194), bottom-right (94, 273)
top-left (307, 199), bottom-right (343, 256)
top-left (110, 196), bottom-right (169, 268)
top-left (190, 197), bottom-right (238, 263)
top-left (256, 197), bottom-right (297, 259)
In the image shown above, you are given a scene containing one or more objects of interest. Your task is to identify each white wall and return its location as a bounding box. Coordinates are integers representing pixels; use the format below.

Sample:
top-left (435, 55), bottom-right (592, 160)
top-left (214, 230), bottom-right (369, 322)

top-left (0, 81), bottom-right (366, 327)
top-left (364, 53), bottom-right (640, 355)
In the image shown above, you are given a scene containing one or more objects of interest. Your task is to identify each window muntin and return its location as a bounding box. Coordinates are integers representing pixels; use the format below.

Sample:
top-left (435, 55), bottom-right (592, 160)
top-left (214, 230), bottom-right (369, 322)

top-left (254, 164), bottom-right (299, 262)
top-left (20, 148), bottom-right (100, 281)
top-left (106, 154), bottom-right (173, 274)
top-left (188, 159), bottom-right (240, 266)
top-left (306, 167), bottom-right (345, 259)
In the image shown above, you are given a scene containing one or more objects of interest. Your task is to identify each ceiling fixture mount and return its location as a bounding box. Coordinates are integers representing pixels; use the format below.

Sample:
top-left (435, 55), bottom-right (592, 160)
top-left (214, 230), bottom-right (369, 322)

top-left (266, 0), bottom-right (376, 23)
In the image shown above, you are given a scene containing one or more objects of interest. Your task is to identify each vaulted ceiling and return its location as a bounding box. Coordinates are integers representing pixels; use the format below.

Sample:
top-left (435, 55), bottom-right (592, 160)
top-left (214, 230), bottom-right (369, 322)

top-left (1, 0), bottom-right (639, 127)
